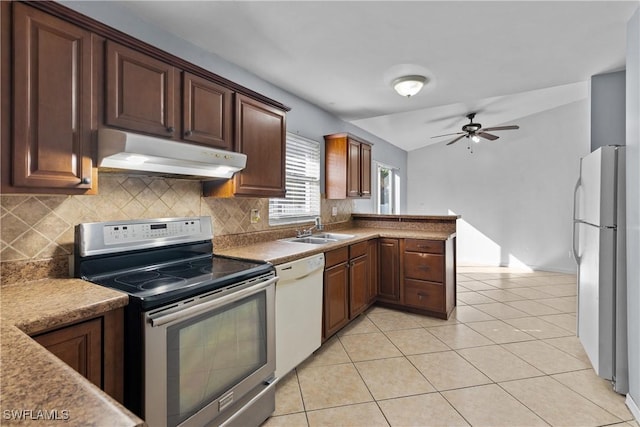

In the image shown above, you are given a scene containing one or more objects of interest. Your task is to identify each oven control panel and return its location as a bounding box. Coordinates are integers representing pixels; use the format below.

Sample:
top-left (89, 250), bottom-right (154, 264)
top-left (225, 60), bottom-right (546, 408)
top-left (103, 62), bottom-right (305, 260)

top-left (103, 219), bottom-right (202, 245)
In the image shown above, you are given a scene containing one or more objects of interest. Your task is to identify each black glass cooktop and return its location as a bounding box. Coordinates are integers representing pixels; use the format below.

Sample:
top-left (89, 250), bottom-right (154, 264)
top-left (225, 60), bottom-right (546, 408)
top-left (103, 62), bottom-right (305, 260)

top-left (87, 255), bottom-right (273, 306)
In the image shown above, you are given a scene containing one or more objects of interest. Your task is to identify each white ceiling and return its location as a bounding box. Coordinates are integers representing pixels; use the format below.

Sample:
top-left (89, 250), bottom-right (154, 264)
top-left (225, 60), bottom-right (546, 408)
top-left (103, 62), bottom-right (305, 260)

top-left (120, 1), bottom-right (638, 151)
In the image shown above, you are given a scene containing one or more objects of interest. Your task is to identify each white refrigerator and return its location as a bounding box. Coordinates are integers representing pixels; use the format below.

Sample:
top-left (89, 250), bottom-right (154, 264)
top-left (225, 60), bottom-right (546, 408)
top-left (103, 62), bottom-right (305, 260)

top-left (573, 145), bottom-right (627, 394)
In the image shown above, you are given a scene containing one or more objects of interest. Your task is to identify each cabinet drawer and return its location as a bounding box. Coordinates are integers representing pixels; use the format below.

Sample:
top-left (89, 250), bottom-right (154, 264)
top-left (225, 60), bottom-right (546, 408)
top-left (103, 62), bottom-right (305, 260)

top-left (404, 252), bottom-right (444, 282)
top-left (349, 241), bottom-right (368, 259)
top-left (325, 246), bottom-right (349, 268)
top-left (404, 279), bottom-right (444, 312)
top-left (405, 239), bottom-right (444, 254)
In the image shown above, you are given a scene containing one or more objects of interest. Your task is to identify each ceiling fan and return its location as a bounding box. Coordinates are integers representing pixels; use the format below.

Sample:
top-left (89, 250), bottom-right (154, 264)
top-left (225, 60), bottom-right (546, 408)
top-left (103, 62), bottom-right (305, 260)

top-left (431, 113), bottom-right (520, 146)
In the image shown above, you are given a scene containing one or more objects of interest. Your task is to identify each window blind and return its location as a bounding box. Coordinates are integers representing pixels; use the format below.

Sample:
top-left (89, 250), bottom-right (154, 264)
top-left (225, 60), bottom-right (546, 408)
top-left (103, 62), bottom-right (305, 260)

top-left (269, 133), bottom-right (321, 225)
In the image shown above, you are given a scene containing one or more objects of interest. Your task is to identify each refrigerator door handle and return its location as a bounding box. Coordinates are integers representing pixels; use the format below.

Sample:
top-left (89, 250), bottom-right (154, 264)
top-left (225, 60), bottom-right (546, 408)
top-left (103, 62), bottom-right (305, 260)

top-left (572, 177), bottom-right (581, 263)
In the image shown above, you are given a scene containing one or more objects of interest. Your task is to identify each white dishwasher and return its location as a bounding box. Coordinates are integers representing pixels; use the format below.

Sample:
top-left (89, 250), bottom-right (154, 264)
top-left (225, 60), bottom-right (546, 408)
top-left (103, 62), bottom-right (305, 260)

top-left (275, 253), bottom-right (325, 378)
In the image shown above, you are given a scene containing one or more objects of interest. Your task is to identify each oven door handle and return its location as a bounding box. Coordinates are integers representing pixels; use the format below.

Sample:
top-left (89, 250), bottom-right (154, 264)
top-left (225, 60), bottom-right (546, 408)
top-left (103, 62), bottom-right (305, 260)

top-left (149, 276), bottom-right (278, 327)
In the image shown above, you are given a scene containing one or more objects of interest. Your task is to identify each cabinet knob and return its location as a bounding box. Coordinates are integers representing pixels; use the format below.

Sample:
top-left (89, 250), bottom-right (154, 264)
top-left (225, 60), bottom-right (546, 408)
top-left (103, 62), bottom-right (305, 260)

top-left (80, 177), bottom-right (91, 185)
top-left (167, 126), bottom-right (175, 133)
top-left (184, 130), bottom-right (192, 137)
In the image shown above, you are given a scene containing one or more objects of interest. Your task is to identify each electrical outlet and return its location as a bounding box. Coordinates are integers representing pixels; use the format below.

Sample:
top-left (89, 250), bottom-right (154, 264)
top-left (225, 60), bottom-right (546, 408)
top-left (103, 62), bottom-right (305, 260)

top-left (250, 209), bottom-right (260, 224)
top-left (331, 206), bottom-right (338, 217)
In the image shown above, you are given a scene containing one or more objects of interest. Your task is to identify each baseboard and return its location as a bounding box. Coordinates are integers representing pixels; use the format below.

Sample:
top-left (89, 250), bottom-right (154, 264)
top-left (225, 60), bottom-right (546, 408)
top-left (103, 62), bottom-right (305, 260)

top-left (626, 394), bottom-right (640, 422)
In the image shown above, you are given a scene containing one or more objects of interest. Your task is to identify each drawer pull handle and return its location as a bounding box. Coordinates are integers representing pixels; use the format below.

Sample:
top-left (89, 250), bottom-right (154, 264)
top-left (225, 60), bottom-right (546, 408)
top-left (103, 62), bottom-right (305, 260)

top-left (418, 293), bottom-right (427, 300)
top-left (418, 265), bottom-right (430, 271)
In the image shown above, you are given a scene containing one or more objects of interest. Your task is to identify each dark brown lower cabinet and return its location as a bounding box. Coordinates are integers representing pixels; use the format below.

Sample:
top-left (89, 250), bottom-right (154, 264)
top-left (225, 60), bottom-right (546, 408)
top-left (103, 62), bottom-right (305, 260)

top-left (378, 238), bottom-right (401, 302)
top-left (323, 247), bottom-right (350, 339)
top-left (33, 308), bottom-right (124, 403)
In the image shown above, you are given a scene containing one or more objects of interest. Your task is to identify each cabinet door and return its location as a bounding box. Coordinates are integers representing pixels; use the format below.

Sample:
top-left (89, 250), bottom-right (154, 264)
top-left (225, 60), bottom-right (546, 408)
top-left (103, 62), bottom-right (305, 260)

top-left (360, 143), bottom-right (372, 198)
top-left (349, 254), bottom-right (369, 318)
top-left (232, 94), bottom-right (286, 197)
top-left (182, 72), bottom-right (233, 150)
top-left (378, 238), bottom-right (400, 302)
top-left (12, 3), bottom-right (93, 190)
top-left (367, 239), bottom-right (378, 304)
top-left (34, 318), bottom-right (102, 388)
top-left (347, 139), bottom-right (361, 197)
top-left (323, 262), bottom-right (349, 339)
top-left (106, 41), bottom-right (178, 138)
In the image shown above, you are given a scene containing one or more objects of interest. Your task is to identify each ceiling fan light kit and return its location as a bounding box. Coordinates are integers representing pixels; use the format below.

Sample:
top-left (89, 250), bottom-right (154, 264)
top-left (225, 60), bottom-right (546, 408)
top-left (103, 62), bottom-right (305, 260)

top-left (392, 75), bottom-right (427, 97)
top-left (430, 112), bottom-right (520, 148)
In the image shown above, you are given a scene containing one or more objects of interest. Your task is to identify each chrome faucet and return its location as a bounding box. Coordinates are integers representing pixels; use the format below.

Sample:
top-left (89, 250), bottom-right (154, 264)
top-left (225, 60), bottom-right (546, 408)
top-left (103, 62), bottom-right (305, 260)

top-left (297, 217), bottom-right (323, 237)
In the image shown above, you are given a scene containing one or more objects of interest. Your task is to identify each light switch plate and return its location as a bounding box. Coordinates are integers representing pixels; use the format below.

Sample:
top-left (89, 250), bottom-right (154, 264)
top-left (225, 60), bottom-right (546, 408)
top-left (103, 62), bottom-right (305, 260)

top-left (331, 206), bottom-right (338, 216)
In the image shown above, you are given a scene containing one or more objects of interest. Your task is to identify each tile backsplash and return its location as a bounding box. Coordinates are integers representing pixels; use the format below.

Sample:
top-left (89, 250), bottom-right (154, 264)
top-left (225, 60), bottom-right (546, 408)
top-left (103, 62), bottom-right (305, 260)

top-left (0, 174), bottom-right (352, 264)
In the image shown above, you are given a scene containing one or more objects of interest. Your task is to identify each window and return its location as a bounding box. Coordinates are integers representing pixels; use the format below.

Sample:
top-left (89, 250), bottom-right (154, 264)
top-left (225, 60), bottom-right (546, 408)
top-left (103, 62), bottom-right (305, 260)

top-left (269, 133), bottom-right (320, 225)
top-left (376, 163), bottom-right (400, 214)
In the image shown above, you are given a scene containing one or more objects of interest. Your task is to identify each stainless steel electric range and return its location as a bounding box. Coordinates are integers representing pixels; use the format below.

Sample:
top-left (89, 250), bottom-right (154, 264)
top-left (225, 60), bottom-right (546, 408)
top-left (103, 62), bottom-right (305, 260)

top-left (74, 217), bottom-right (277, 427)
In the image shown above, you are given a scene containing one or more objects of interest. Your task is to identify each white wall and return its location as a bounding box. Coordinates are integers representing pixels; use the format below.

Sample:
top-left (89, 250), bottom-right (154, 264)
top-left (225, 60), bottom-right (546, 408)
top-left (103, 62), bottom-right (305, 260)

top-left (625, 6), bottom-right (640, 421)
top-left (407, 98), bottom-right (590, 273)
top-left (60, 1), bottom-right (408, 213)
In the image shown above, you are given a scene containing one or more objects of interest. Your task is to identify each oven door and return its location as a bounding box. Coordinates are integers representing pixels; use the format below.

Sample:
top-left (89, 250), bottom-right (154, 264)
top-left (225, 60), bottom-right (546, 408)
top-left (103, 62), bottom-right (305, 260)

top-left (144, 275), bottom-right (277, 427)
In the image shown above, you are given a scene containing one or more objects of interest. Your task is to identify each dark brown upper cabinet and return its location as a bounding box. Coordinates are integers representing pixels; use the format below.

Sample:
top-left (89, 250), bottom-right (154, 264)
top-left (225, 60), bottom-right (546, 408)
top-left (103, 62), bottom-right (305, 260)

top-left (204, 94), bottom-right (286, 198)
top-left (325, 133), bottom-right (372, 199)
top-left (182, 72), bottom-right (233, 150)
top-left (4, 2), bottom-right (96, 193)
top-left (106, 41), bottom-right (179, 138)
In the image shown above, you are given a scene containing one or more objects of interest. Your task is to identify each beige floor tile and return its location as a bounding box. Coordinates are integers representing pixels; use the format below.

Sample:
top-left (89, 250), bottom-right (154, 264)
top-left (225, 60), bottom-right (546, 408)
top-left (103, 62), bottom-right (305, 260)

top-left (503, 317), bottom-right (573, 339)
top-left (506, 287), bottom-right (555, 300)
top-left (552, 369), bottom-right (634, 421)
top-left (456, 273), bottom-right (477, 282)
top-left (408, 351), bottom-right (491, 390)
top-left (337, 314), bottom-right (380, 336)
top-left (453, 305), bottom-right (496, 323)
top-left (339, 332), bottom-right (402, 361)
top-left (530, 274), bottom-right (577, 285)
top-left (413, 312), bottom-right (460, 327)
top-left (427, 323), bottom-right (494, 349)
top-left (296, 363), bottom-right (372, 410)
top-left (535, 296), bottom-right (577, 313)
top-left (504, 300), bottom-right (562, 316)
top-left (306, 402), bottom-right (388, 427)
top-left (457, 280), bottom-right (499, 291)
top-left (378, 393), bottom-right (470, 427)
top-left (261, 412), bottom-right (308, 427)
top-left (297, 336), bottom-right (350, 369)
top-left (367, 310), bottom-right (423, 331)
top-left (466, 320), bottom-right (535, 344)
top-left (355, 357), bottom-right (435, 400)
top-left (457, 291), bottom-right (497, 305)
top-left (502, 340), bottom-right (589, 374)
top-left (384, 327), bottom-right (450, 355)
top-left (535, 284), bottom-right (577, 297)
top-left (442, 384), bottom-right (547, 426)
top-left (542, 336), bottom-right (591, 365)
top-left (457, 283), bottom-right (472, 293)
top-left (500, 376), bottom-right (622, 426)
top-left (482, 277), bottom-right (540, 288)
top-left (273, 371), bottom-right (305, 416)
top-left (457, 345), bottom-right (544, 382)
top-left (474, 302), bottom-right (529, 319)
top-left (538, 313), bottom-right (577, 333)
top-left (477, 289), bottom-right (524, 302)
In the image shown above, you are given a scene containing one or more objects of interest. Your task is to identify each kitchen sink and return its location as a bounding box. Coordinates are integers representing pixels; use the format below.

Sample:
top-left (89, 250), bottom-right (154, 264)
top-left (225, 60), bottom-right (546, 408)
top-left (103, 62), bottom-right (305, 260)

top-left (312, 233), bottom-right (355, 241)
top-left (282, 236), bottom-right (338, 245)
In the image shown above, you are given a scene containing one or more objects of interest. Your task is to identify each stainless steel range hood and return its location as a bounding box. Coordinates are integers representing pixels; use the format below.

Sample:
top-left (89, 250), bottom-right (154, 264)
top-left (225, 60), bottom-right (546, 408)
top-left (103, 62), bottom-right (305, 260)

top-left (97, 128), bottom-right (246, 179)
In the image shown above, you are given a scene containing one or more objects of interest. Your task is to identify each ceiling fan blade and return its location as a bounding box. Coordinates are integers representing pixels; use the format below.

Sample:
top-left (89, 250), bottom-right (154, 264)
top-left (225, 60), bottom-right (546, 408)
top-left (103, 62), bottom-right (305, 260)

top-left (431, 132), bottom-right (464, 139)
top-left (446, 134), bottom-right (467, 146)
top-left (477, 132), bottom-right (499, 141)
top-left (481, 125), bottom-right (519, 132)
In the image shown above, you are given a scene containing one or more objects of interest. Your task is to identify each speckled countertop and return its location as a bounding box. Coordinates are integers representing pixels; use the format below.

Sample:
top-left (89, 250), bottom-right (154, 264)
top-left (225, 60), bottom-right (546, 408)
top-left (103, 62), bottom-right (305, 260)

top-left (216, 227), bottom-right (455, 265)
top-left (0, 278), bottom-right (144, 426)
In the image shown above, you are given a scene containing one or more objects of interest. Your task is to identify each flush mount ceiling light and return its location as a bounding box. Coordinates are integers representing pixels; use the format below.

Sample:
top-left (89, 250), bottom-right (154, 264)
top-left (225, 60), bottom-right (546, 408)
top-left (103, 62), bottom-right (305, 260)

top-left (392, 75), bottom-right (427, 97)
